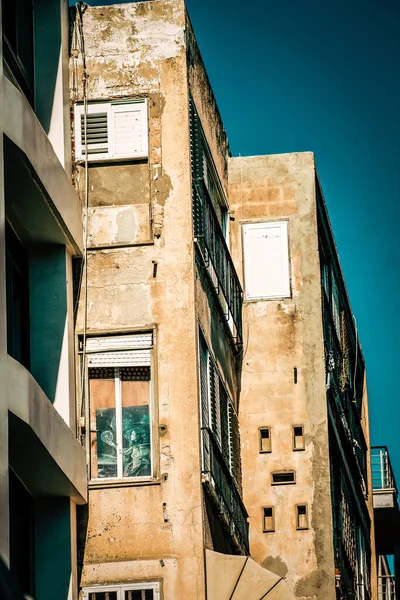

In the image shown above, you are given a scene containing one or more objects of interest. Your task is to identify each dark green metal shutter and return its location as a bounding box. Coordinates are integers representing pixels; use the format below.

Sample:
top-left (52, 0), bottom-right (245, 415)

top-left (229, 402), bottom-right (242, 491)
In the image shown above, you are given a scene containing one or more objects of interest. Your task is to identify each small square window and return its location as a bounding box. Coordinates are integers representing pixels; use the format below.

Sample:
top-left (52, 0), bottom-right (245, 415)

top-left (263, 507), bottom-right (275, 532)
top-left (272, 471), bottom-right (295, 485)
top-left (259, 427), bottom-right (271, 453)
top-left (296, 504), bottom-right (309, 530)
top-left (293, 425), bottom-right (305, 451)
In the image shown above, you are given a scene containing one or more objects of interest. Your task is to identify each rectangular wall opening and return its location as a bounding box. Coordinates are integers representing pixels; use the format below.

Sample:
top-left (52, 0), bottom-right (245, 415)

top-left (272, 471), bottom-right (295, 485)
top-left (259, 427), bottom-right (271, 453)
top-left (293, 425), bottom-right (305, 451)
top-left (263, 507), bottom-right (275, 532)
top-left (296, 504), bottom-right (309, 530)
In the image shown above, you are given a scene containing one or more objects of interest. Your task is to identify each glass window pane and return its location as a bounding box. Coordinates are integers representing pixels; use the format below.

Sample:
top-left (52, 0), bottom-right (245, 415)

top-left (121, 366), bottom-right (151, 478)
top-left (89, 367), bottom-right (117, 479)
top-left (124, 590), bottom-right (153, 600)
top-left (89, 592), bottom-right (118, 600)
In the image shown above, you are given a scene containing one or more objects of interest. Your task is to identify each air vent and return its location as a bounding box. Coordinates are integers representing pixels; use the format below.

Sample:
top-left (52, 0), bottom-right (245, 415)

top-left (271, 471), bottom-right (295, 485)
top-left (81, 112), bottom-right (108, 155)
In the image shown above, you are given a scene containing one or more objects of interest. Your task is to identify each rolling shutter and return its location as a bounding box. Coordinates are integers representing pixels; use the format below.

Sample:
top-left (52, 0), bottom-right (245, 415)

top-left (243, 221), bottom-right (290, 300)
top-left (86, 333), bottom-right (152, 367)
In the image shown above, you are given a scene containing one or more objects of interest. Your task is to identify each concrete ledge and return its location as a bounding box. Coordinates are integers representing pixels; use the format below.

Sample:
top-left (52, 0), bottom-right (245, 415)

top-left (1, 75), bottom-right (83, 255)
top-left (6, 356), bottom-right (87, 504)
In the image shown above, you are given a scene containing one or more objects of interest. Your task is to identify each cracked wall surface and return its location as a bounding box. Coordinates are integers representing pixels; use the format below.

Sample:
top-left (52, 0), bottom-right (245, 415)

top-left (71, 1), bottom-right (208, 598)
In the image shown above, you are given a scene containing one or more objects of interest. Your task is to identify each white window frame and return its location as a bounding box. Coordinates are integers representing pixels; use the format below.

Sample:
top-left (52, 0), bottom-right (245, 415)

top-left (86, 333), bottom-right (154, 483)
top-left (75, 99), bottom-right (148, 162)
top-left (242, 220), bottom-right (291, 301)
top-left (82, 582), bottom-right (160, 600)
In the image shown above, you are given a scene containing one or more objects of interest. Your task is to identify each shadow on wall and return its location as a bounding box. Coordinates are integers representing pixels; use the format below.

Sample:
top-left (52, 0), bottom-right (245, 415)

top-left (34, 0), bottom-right (64, 136)
top-left (4, 137), bottom-right (67, 405)
top-left (0, 558), bottom-right (25, 600)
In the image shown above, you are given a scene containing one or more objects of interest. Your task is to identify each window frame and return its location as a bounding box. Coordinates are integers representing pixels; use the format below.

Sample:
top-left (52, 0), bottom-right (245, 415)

top-left (292, 425), bottom-right (305, 451)
top-left (82, 581), bottom-right (160, 600)
top-left (296, 504), bottom-right (309, 530)
top-left (259, 427), bottom-right (272, 453)
top-left (74, 99), bottom-right (148, 163)
top-left (84, 333), bottom-right (156, 484)
top-left (271, 470), bottom-right (296, 485)
top-left (242, 219), bottom-right (291, 301)
top-left (262, 506), bottom-right (275, 533)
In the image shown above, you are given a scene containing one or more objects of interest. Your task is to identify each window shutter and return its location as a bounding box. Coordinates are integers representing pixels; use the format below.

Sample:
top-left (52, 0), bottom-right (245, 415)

top-left (209, 358), bottom-right (221, 447)
top-left (229, 402), bottom-right (242, 490)
top-left (81, 112), bottom-right (108, 156)
top-left (199, 334), bottom-right (210, 428)
top-left (74, 103), bottom-right (111, 161)
top-left (112, 100), bottom-right (148, 159)
top-left (331, 271), bottom-right (341, 341)
top-left (243, 221), bottom-right (290, 299)
top-left (75, 100), bottom-right (148, 161)
top-left (86, 333), bottom-right (152, 352)
top-left (86, 333), bottom-right (152, 367)
top-left (219, 382), bottom-right (230, 466)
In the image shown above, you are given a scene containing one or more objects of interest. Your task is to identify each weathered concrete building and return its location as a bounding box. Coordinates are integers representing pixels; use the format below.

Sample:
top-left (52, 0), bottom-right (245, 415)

top-left (60, 1), bottom-right (398, 599)
top-left (0, 0), bottom-right (87, 598)
top-left (229, 154), bottom-right (377, 600)
top-left (70, 1), bottom-right (255, 599)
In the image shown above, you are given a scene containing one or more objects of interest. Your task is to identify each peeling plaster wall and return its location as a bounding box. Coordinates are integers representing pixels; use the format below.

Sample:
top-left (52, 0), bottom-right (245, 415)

top-left (228, 153), bottom-right (336, 600)
top-left (71, 2), bottom-right (207, 597)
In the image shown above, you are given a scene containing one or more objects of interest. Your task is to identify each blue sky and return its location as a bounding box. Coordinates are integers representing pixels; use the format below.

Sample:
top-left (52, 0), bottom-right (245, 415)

top-left (73, 0), bottom-right (400, 484)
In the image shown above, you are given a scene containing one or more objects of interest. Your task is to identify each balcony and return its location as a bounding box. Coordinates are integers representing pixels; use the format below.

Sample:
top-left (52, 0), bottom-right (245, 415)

top-left (201, 428), bottom-right (249, 555)
top-left (378, 575), bottom-right (396, 600)
top-left (193, 182), bottom-right (243, 346)
top-left (322, 291), bottom-right (367, 488)
top-left (371, 447), bottom-right (400, 556)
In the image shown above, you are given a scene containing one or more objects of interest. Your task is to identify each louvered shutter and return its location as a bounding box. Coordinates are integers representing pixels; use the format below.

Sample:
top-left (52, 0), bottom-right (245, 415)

top-left (75, 102), bottom-right (111, 161)
top-left (331, 271), bottom-right (341, 341)
top-left (199, 334), bottom-right (210, 428)
top-left (229, 402), bottom-right (242, 490)
top-left (86, 333), bottom-right (152, 367)
top-left (209, 358), bottom-right (221, 447)
top-left (189, 97), bottom-right (204, 240)
top-left (219, 382), bottom-right (230, 467)
top-left (75, 100), bottom-right (148, 161)
top-left (243, 221), bottom-right (290, 299)
top-left (111, 100), bottom-right (148, 159)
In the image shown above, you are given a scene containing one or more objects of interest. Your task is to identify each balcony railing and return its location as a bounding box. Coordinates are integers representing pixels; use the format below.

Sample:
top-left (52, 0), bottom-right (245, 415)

top-left (378, 575), bottom-right (396, 600)
top-left (194, 182), bottom-right (243, 346)
top-left (371, 447), bottom-right (398, 496)
top-left (201, 427), bottom-right (249, 554)
top-left (323, 291), bottom-right (367, 486)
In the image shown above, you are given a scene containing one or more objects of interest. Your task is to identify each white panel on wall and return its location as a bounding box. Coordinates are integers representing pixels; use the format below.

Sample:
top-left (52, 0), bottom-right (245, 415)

top-left (243, 221), bottom-right (290, 300)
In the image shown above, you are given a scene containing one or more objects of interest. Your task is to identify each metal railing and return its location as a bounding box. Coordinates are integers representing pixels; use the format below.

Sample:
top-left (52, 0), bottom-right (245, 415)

top-left (323, 292), bottom-right (367, 485)
top-left (378, 575), bottom-right (396, 600)
top-left (371, 447), bottom-right (398, 495)
top-left (201, 427), bottom-right (249, 554)
top-left (194, 182), bottom-right (243, 346)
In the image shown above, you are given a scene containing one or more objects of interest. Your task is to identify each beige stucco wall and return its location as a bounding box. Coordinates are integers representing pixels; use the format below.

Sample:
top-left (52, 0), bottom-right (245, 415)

top-left (72, 2), bottom-right (209, 597)
top-left (228, 153), bottom-right (336, 599)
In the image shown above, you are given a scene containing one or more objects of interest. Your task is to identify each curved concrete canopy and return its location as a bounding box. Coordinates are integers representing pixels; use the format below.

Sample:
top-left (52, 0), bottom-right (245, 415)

top-left (206, 550), bottom-right (295, 600)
